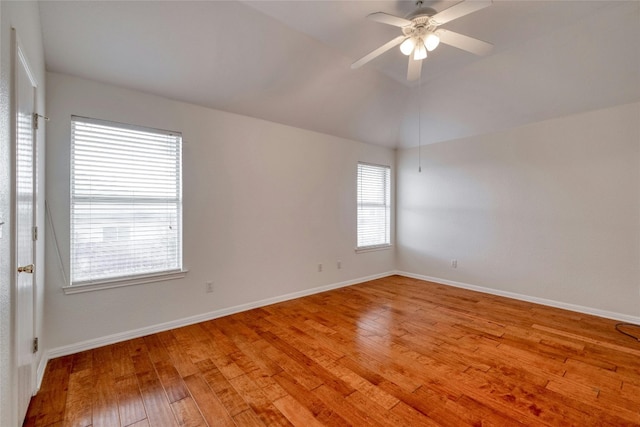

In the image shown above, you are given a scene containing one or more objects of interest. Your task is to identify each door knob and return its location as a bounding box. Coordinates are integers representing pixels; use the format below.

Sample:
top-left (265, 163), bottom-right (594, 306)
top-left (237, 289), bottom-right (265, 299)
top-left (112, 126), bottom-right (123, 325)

top-left (17, 264), bottom-right (34, 274)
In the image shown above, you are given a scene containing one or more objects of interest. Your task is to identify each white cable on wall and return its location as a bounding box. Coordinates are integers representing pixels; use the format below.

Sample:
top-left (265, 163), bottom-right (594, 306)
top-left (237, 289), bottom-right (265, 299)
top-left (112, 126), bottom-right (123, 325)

top-left (45, 200), bottom-right (69, 286)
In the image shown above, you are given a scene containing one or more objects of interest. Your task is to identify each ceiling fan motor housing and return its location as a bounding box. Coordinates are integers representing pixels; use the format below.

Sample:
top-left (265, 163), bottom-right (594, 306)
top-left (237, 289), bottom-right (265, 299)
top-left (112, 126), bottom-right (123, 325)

top-left (405, 7), bottom-right (437, 21)
top-left (402, 10), bottom-right (439, 39)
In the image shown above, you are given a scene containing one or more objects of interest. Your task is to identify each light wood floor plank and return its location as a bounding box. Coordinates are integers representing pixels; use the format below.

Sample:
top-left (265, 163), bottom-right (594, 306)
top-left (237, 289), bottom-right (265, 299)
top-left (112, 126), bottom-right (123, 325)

top-left (92, 347), bottom-right (121, 427)
top-left (62, 369), bottom-right (93, 427)
top-left (182, 373), bottom-right (236, 427)
top-left (114, 374), bottom-right (146, 426)
top-left (196, 358), bottom-right (251, 417)
top-left (169, 396), bottom-right (207, 427)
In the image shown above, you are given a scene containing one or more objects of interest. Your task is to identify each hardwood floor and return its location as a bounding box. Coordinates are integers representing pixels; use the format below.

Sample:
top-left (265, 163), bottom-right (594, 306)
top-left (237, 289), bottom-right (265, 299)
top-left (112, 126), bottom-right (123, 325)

top-left (24, 275), bottom-right (640, 426)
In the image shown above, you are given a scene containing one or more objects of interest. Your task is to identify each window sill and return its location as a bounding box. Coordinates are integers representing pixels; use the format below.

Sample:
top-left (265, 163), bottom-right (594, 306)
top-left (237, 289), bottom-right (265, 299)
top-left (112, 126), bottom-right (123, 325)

top-left (62, 269), bottom-right (188, 294)
top-left (355, 244), bottom-right (393, 254)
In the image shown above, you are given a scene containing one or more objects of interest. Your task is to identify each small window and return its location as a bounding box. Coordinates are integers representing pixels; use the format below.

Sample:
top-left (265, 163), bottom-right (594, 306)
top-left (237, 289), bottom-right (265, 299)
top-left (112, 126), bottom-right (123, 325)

top-left (70, 116), bottom-right (183, 286)
top-left (357, 162), bottom-right (391, 250)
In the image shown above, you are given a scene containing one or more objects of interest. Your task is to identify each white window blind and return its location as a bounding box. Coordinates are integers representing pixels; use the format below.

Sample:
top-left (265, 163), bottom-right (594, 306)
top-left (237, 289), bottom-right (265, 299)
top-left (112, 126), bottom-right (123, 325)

top-left (70, 116), bottom-right (182, 285)
top-left (357, 162), bottom-right (391, 249)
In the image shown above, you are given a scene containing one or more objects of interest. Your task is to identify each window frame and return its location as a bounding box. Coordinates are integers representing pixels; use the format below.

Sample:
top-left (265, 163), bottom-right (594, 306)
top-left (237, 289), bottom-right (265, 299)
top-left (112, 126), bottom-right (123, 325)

top-left (64, 116), bottom-right (186, 294)
top-left (355, 161), bottom-right (392, 253)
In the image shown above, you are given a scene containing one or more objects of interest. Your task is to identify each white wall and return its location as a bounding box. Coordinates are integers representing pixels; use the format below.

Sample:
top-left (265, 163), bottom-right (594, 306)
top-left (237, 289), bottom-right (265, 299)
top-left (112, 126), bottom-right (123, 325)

top-left (0, 1), bottom-right (46, 425)
top-left (44, 72), bottom-right (395, 352)
top-left (397, 102), bottom-right (640, 319)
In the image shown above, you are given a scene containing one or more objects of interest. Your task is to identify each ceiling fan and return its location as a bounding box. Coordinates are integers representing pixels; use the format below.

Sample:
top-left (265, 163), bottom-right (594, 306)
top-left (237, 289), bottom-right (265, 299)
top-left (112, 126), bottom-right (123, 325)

top-left (351, 0), bottom-right (494, 81)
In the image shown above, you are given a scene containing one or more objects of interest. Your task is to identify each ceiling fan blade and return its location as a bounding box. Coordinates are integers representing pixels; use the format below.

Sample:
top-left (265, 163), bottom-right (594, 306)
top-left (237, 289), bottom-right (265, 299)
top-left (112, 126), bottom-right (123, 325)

top-left (436, 29), bottom-right (493, 56)
top-left (367, 12), bottom-right (413, 28)
top-left (407, 57), bottom-right (422, 81)
top-left (431, 0), bottom-right (492, 25)
top-left (351, 35), bottom-right (405, 69)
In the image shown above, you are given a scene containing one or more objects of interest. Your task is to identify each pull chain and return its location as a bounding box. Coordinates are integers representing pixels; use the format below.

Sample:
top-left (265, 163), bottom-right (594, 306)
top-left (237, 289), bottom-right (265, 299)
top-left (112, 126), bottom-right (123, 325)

top-left (418, 70), bottom-right (422, 173)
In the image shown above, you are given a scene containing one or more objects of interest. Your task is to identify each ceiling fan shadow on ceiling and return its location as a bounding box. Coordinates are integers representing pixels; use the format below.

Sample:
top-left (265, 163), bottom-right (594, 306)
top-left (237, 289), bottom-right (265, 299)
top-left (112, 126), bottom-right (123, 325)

top-left (351, 0), bottom-right (494, 81)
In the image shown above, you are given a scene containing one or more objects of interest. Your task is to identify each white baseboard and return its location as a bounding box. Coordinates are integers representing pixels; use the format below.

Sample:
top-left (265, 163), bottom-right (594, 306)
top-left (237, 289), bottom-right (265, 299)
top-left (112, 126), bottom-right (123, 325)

top-left (395, 271), bottom-right (640, 324)
top-left (35, 355), bottom-right (48, 392)
top-left (38, 271), bottom-right (395, 387)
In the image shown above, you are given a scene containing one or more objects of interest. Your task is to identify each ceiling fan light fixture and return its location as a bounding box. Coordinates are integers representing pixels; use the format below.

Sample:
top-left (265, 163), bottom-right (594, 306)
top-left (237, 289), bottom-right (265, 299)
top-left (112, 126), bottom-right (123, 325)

top-left (413, 40), bottom-right (427, 60)
top-left (425, 32), bottom-right (440, 51)
top-left (400, 37), bottom-right (417, 56)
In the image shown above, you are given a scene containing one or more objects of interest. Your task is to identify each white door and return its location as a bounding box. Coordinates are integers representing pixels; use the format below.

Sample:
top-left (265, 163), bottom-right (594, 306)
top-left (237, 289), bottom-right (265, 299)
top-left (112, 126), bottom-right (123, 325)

top-left (14, 33), bottom-right (37, 422)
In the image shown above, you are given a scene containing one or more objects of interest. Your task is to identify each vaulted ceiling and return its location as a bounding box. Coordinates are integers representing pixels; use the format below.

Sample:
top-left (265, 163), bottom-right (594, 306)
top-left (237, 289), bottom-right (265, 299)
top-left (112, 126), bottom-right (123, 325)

top-left (38, 1), bottom-right (640, 148)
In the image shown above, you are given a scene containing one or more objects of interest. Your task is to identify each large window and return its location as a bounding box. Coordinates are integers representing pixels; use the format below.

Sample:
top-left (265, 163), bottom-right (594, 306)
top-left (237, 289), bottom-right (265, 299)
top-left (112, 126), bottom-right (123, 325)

top-left (357, 162), bottom-right (391, 250)
top-left (70, 116), bottom-right (183, 286)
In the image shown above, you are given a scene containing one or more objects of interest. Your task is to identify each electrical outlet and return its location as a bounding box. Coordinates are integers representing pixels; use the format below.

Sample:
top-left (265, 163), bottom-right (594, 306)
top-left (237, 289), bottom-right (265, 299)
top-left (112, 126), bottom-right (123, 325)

top-left (337, 260), bottom-right (342, 269)
top-left (318, 263), bottom-right (323, 272)
top-left (206, 281), bottom-right (214, 293)
top-left (451, 259), bottom-right (458, 268)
